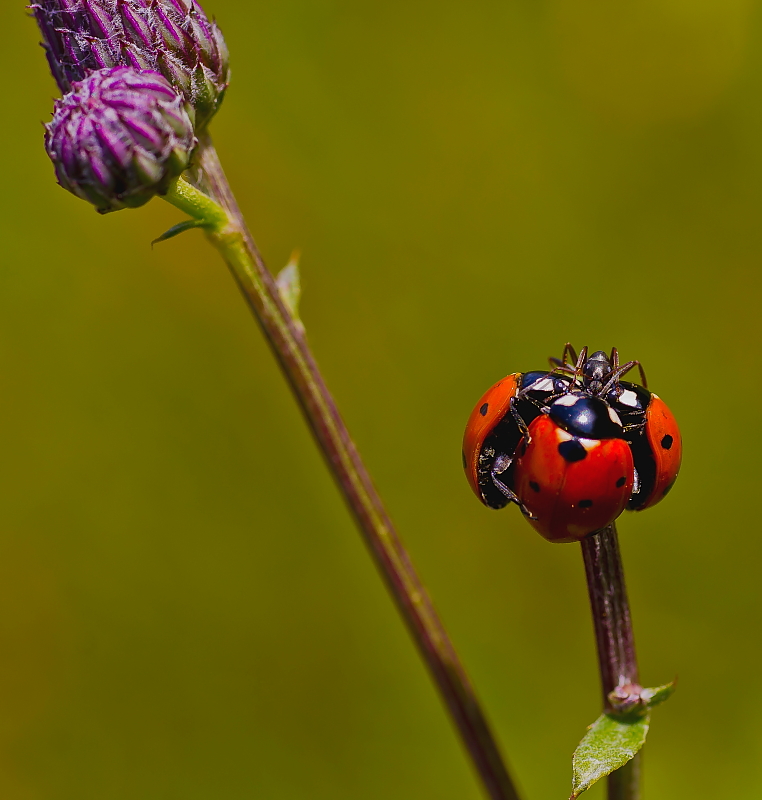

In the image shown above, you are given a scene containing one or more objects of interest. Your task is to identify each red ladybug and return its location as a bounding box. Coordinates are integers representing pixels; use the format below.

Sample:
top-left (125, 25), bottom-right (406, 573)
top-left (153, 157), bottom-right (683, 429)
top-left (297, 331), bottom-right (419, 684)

top-left (512, 393), bottom-right (635, 543)
top-left (462, 370), bottom-right (569, 510)
top-left (551, 345), bottom-right (682, 511)
top-left (463, 346), bottom-right (681, 542)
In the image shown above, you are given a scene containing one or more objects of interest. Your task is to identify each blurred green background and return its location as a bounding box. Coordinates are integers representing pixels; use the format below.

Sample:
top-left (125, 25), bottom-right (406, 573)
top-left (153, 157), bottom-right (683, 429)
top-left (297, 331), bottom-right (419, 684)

top-left (1, 0), bottom-right (760, 797)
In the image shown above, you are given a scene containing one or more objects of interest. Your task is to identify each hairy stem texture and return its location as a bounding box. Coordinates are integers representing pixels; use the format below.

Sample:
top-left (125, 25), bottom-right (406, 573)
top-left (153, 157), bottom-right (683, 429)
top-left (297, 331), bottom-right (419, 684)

top-left (164, 134), bottom-right (522, 800)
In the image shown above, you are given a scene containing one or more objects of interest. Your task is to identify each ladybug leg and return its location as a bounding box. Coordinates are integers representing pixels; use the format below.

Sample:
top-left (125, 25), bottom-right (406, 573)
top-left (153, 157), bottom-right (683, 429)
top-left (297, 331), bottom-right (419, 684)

top-left (538, 381), bottom-right (576, 406)
top-left (508, 398), bottom-right (532, 443)
top-left (563, 342), bottom-right (578, 367)
top-left (636, 362), bottom-right (648, 388)
top-left (514, 372), bottom-right (573, 419)
top-left (490, 461), bottom-right (536, 519)
top-left (602, 360), bottom-right (648, 394)
top-left (548, 357), bottom-right (575, 374)
top-left (572, 346), bottom-right (588, 389)
top-left (548, 343), bottom-right (579, 375)
top-left (603, 357), bottom-right (649, 393)
top-left (518, 368), bottom-right (570, 401)
top-left (631, 468), bottom-right (641, 497)
top-left (609, 347), bottom-right (622, 388)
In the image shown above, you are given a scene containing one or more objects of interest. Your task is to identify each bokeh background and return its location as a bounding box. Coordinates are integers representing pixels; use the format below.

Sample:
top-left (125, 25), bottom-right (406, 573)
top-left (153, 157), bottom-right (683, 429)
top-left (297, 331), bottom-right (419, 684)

top-left (1, 0), bottom-right (760, 797)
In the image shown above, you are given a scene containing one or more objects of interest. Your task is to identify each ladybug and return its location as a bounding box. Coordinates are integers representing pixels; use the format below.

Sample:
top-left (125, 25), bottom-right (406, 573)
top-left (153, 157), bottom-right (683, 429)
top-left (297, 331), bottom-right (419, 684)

top-left (551, 345), bottom-right (682, 512)
top-left (606, 381), bottom-right (682, 510)
top-left (512, 393), bottom-right (635, 543)
top-left (463, 344), bottom-right (682, 542)
top-left (462, 370), bottom-right (570, 510)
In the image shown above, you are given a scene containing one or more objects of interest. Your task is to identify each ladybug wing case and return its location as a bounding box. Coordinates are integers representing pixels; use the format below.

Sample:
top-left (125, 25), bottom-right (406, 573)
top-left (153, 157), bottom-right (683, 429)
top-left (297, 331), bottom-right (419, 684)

top-left (462, 373), bottom-right (522, 508)
top-left (628, 394), bottom-right (682, 510)
top-left (513, 415), bottom-right (635, 543)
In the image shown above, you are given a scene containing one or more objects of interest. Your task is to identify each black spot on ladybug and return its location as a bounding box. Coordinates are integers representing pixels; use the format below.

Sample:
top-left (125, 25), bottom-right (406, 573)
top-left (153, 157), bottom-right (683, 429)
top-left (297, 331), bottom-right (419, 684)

top-left (480, 403), bottom-right (489, 416)
top-left (662, 481), bottom-right (675, 497)
top-left (616, 476), bottom-right (626, 488)
top-left (558, 439), bottom-right (587, 463)
top-left (661, 434), bottom-right (674, 450)
top-left (529, 481), bottom-right (541, 493)
top-left (461, 451), bottom-right (467, 469)
top-left (579, 499), bottom-right (593, 508)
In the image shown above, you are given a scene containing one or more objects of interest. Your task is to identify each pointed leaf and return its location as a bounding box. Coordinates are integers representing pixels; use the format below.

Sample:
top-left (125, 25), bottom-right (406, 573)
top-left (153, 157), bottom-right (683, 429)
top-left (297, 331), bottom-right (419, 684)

top-left (570, 711), bottom-right (650, 799)
top-left (641, 680), bottom-right (676, 709)
top-left (152, 218), bottom-right (207, 245)
top-left (276, 252), bottom-right (305, 333)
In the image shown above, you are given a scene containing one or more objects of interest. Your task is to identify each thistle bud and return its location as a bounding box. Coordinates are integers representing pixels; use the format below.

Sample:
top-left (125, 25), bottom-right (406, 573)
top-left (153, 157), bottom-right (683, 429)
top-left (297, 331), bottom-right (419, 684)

top-left (45, 66), bottom-right (197, 213)
top-left (31, 0), bottom-right (230, 130)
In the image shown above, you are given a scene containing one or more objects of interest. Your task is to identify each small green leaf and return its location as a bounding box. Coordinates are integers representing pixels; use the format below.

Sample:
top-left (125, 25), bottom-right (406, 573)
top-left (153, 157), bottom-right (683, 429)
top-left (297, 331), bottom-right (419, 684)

top-left (276, 252), bottom-right (305, 333)
top-left (152, 218), bottom-right (208, 245)
top-left (570, 711), bottom-right (650, 799)
top-left (641, 680), bottom-right (676, 708)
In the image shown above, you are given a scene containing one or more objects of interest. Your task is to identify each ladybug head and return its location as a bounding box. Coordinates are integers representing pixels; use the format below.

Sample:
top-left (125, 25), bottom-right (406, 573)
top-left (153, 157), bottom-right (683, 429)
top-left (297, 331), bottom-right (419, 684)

top-left (582, 350), bottom-right (613, 395)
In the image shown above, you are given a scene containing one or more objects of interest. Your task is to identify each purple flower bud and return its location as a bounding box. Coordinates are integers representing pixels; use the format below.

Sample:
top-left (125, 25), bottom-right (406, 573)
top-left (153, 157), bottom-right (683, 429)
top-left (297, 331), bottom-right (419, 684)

top-left (31, 0), bottom-right (230, 130)
top-left (45, 66), bottom-right (197, 213)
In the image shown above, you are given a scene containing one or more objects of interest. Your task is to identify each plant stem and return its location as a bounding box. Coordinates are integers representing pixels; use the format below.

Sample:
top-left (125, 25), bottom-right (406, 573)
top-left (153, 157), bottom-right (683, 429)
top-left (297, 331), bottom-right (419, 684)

top-left (580, 523), bottom-right (641, 800)
top-left (607, 758), bottom-right (640, 800)
top-left (162, 135), bottom-right (522, 800)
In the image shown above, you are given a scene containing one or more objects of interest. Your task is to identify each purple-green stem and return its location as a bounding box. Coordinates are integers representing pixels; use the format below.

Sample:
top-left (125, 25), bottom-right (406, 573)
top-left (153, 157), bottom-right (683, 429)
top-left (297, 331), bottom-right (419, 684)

top-left (581, 523), bottom-right (641, 800)
top-left (163, 133), bottom-right (522, 800)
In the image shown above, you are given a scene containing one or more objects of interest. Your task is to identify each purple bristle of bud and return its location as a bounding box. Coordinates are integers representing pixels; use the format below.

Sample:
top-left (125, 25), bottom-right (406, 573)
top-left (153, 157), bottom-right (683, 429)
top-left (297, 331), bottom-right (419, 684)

top-left (31, 0), bottom-right (229, 130)
top-left (45, 66), bottom-right (197, 213)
